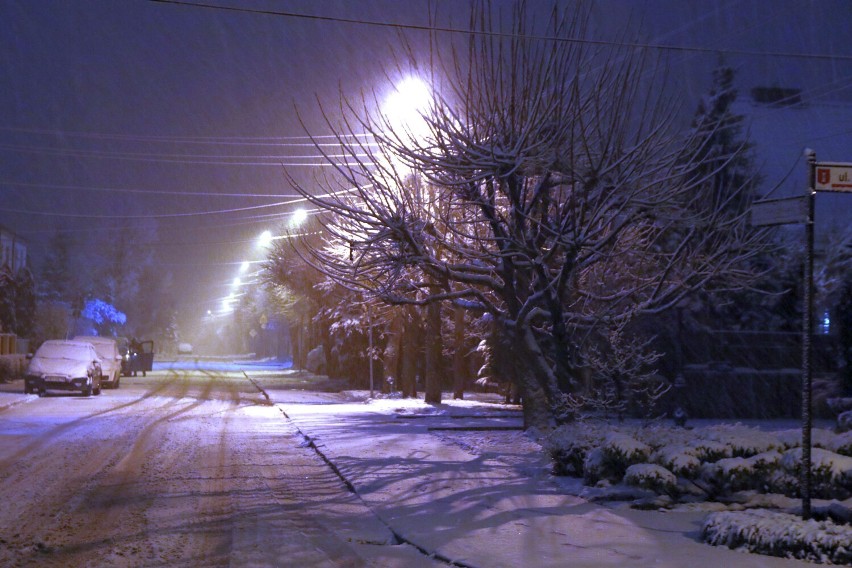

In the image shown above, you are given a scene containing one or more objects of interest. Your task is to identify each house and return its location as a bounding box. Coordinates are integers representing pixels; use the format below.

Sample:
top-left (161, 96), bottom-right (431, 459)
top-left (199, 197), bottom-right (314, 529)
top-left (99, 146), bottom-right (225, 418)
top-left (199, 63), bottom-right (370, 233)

top-left (0, 225), bottom-right (26, 273)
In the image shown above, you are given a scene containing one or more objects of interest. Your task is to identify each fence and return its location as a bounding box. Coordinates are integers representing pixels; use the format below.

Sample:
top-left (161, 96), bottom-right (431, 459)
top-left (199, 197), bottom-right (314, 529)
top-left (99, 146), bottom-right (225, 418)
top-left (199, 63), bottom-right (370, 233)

top-left (669, 330), bottom-right (840, 419)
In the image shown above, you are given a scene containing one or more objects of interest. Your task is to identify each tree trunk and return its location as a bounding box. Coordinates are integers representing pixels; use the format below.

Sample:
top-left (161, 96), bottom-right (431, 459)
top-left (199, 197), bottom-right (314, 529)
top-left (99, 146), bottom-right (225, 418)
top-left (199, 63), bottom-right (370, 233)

top-left (516, 365), bottom-right (553, 430)
top-left (424, 302), bottom-right (443, 404)
top-left (452, 304), bottom-right (467, 399)
top-left (383, 311), bottom-right (403, 394)
top-left (502, 323), bottom-right (565, 430)
top-left (400, 310), bottom-right (418, 398)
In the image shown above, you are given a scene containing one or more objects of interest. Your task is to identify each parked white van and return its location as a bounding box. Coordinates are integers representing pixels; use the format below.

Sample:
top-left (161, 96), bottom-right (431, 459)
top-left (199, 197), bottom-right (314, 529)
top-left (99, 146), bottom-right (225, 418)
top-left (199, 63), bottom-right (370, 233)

top-left (74, 335), bottom-right (123, 389)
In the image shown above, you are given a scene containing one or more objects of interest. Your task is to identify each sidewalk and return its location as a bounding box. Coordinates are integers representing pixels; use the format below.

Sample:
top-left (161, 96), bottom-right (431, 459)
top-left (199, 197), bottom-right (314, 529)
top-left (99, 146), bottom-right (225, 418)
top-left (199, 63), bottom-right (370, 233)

top-left (263, 390), bottom-right (813, 568)
top-left (0, 379), bottom-right (35, 412)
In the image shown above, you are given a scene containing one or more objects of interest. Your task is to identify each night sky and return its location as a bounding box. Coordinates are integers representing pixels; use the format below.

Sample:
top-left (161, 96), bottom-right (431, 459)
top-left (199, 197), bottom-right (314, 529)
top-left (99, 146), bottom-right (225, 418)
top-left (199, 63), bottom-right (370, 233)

top-left (3, 0), bottom-right (851, 335)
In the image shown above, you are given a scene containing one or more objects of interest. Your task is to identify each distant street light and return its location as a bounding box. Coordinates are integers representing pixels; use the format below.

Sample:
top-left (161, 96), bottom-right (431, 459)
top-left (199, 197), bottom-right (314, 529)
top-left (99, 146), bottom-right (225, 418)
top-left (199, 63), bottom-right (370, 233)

top-left (239, 261), bottom-right (250, 273)
top-left (233, 277), bottom-right (241, 287)
top-left (291, 208), bottom-right (308, 227)
top-left (258, 230), bottom-right (273, 248)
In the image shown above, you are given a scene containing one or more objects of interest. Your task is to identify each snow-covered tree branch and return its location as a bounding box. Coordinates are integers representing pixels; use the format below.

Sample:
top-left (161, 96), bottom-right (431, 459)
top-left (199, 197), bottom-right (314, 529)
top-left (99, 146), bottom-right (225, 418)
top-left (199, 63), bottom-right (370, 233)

top-left (282, 2), bottom-right (768, 429)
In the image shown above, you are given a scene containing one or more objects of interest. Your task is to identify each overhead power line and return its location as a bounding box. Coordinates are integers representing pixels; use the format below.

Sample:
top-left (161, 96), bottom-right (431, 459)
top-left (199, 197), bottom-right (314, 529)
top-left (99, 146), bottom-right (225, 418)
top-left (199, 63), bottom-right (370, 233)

top-left (0, 142), bottom-right (371, 161)
top-left (149, 0), bottom-right (852, 63)
top-left (0, 185), bottom-right (363, 221)
top-left (0, 125), bottom-right (378, 146)
top-left (0, 200), bottom-right (294, 220)
top-left (0, 142), bottom-right (374, 167)
top-left (0, 180), bottom-right (301, 198)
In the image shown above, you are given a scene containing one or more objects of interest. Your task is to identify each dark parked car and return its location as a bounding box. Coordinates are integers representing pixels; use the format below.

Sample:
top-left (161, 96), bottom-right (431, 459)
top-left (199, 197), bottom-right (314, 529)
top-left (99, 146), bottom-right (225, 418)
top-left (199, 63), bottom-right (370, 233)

top-left (25, 340), bottom-right (103, 397)
top-left (121, 339), bottom-right (154, 377)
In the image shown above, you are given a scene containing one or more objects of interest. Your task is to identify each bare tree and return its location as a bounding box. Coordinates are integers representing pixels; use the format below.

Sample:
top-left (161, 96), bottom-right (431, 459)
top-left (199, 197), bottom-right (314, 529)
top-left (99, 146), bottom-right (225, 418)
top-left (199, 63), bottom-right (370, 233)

top-left (287, 2), bottom-right (766, 429)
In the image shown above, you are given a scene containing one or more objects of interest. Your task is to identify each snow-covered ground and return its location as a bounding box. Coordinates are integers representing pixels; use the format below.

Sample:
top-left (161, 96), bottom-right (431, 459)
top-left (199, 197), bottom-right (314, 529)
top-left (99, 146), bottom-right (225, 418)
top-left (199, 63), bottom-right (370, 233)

top-left (253, 378), bottom-right (830, 566)
top-left (3, 365), bottom-right (848, 565)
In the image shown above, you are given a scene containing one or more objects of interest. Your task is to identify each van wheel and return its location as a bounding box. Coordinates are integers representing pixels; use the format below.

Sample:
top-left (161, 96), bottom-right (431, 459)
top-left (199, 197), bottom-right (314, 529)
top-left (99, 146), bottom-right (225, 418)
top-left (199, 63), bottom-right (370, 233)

top-left (83, 382), bottom-right (92, 397)
top-left (114, 376), bottom-right (120, 389)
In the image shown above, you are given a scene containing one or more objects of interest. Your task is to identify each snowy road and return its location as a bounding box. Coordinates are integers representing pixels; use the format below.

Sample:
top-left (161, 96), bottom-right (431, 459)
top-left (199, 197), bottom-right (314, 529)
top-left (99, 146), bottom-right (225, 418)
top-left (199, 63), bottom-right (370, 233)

top-left (0, 370), bottom-right (435, 567)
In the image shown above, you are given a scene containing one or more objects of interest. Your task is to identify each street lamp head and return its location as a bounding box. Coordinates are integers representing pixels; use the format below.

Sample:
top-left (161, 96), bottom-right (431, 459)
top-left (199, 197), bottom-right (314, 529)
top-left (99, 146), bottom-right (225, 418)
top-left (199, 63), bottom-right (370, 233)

top-left (383, 76), bottom-right (432, 140)
top-left (291, 208), bottom-right (308, 227)
top-left (239, 261), bottom-right (250, 273)
top-left (258, 230), bottom-right (273, 248)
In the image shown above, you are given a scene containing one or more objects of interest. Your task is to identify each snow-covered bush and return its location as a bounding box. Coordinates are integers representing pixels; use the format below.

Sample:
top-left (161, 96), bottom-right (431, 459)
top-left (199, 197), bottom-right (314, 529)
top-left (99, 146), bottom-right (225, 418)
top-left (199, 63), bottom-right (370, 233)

top-left (624, 463), bottom-right (678, 495)
top-left (777, 428), bottom-right (836, 451)
top-left (702, 424), bottom-right (782, 457)
top-left (777, 448), bottom-right (852, 499)
top-left (699, 451), bottom-right (781, 494)
top-left (603, 433), bottom-right (651, 463)
top-left (827, 431), bottom-right (852, 457)
top-left (652, 445), bottom-right (702, 478)
top-left (702, 509), bottom-right (852, 564)
top-left (686, 438), bottom-right (732, 463)
top-left (583, 447), bottom-right (611, 484)
top-left (632, 425), bottom-right (693, 451)
top-left (543, 424), bottom-right (603, 477)
top-left (584, 433), bottom-right (651, 484)
top-left (546, 421), bottom-right (852, 503)
top-left (0, 357), bottom-right (18, 382)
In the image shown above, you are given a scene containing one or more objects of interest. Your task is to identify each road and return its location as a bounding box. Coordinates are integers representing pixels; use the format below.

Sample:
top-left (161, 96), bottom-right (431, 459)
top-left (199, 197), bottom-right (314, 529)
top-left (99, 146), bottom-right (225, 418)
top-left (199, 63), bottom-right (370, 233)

top-left (0, 369), bottom-right (432, 567)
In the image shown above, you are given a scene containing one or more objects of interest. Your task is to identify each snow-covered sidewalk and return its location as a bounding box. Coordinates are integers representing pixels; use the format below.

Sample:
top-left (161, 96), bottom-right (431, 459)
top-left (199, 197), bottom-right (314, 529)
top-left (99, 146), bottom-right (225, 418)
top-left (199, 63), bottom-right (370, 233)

top-left (258, 386), bottom-right (814, 567)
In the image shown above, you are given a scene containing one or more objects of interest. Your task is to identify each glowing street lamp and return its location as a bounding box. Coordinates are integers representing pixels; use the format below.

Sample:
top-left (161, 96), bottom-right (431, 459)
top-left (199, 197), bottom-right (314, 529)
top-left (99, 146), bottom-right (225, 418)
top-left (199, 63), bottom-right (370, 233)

top-left (258, 230), bottom-right (273, 248)
top-left (383, 76), bottom-right (432, 138)
top-left (291, 208), bottom-right (308, 227)
top-left (239, 261), bottom-right (250, 273)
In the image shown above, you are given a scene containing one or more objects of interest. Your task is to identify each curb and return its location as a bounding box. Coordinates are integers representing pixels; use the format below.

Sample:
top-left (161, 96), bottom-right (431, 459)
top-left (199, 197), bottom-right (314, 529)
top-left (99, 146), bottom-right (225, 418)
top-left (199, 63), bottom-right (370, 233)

top-left (242, 371), bottom-right (473, 567)
top-left (0, 393), bottom-right (38, 412)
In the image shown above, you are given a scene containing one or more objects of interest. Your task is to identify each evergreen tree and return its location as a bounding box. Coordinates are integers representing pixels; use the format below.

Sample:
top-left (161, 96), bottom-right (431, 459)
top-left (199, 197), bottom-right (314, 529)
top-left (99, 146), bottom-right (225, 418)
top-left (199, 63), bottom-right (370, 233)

top-left (40, 231), bottom-right (73, 302)
top-left (0, 265), bottom-right (15, 333)
top-left (13, 268), bottom-right (36, 337)
top-left (685, 65), bottom-right (767, 330)
top-left (689, 64), bottom-right (760, 215)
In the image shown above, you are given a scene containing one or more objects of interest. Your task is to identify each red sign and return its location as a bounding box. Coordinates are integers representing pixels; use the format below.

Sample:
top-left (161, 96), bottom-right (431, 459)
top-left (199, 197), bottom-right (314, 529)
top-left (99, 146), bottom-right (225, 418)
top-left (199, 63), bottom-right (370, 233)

top-left (814, 163), bottom-right (852, 191)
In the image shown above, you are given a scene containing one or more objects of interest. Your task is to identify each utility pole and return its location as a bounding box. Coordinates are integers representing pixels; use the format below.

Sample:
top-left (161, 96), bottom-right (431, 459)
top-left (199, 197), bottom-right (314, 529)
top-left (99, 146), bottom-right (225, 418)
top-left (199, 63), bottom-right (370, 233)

top-left (801, 149), bottom-right (816, 519)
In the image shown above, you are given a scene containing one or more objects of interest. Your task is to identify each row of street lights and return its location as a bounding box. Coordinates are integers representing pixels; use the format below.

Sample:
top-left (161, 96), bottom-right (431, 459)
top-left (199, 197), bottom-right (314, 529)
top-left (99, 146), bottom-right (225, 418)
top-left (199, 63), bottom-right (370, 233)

top-left (204, 74), bottom-right (434, 360)
top-left (217, 207), bottom-right (311, 316)
top-left (214, 74), bottom-right (433, 315)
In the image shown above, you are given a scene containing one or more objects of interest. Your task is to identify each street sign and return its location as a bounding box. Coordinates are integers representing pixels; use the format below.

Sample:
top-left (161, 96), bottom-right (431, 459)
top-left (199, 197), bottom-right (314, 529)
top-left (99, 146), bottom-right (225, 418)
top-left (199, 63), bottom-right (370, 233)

top-left (750, 196), bottom-right (807, 226)
top-left (814, 162), bottom-right (852, 191)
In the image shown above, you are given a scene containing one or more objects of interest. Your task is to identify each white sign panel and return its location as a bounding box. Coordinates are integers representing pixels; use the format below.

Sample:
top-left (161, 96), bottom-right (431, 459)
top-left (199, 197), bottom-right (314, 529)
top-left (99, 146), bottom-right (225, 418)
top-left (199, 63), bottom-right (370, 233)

top-left (750, 196), bottom-right (807, 226)
top-left (815, 163), bottom-right (852, 192)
